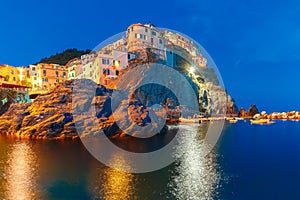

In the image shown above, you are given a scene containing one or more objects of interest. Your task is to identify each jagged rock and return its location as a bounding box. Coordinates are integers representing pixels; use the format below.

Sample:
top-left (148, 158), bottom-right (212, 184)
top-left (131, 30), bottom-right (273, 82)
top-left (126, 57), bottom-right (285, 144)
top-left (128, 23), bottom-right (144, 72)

top-left (0, 79), bottom-right (173, 139)
top-left (239, 107), bottom-right (246, 117)
top-left (247, 104), bottom-right (259, 117)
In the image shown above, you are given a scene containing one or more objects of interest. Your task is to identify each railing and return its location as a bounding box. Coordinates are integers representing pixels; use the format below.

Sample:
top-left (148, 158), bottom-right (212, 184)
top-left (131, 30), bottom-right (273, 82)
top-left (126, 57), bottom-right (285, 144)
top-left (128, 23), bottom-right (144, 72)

top-left (28, 89), bottom-right (49, 96)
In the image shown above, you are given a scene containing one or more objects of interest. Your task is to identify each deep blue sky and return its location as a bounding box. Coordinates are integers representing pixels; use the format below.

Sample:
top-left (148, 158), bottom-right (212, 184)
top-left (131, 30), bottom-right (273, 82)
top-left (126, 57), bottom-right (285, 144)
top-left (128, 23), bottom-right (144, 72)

top-left (1, 0), bottom-right (300, 112)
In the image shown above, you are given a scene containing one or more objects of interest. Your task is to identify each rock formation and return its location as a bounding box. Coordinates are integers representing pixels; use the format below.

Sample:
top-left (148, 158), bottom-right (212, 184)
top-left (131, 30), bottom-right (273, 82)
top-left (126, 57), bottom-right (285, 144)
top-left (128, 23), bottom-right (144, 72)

top-left (247, 104), bottom-right (259, 117)
top-left (0, 79), bottom-right (169, 139)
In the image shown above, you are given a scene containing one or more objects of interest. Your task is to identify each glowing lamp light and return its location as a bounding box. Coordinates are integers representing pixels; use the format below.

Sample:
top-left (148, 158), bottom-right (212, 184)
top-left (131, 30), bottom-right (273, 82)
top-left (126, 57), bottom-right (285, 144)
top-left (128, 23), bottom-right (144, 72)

top-left (113, 60), bottom-right (120, 68)
top-left (189, 67), bottom-right (195, 74)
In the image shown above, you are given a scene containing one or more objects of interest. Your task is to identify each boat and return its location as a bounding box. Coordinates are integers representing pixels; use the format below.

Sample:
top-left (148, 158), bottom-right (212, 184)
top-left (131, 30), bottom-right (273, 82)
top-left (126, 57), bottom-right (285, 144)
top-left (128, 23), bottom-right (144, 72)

top-left (179, 117), bottom-right (200, 123)
top-left (235, 117), bottom-right (244, 120)
top-left (250, 119), bottom-right (275, 124)
top-left (229, 119), bottom-right (238, 123)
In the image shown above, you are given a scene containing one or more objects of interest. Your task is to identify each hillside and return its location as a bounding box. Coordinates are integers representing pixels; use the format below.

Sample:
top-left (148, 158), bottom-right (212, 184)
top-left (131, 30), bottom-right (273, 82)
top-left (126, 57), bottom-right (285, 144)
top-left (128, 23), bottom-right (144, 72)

top-left (37, 48), bottom-right (91, 65)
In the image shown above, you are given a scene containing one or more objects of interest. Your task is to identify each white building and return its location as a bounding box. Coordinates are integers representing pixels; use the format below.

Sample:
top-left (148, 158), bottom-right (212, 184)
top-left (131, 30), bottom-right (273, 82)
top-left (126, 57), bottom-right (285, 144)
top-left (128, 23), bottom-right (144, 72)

top-left (127, 23), bottom-right (165, 60)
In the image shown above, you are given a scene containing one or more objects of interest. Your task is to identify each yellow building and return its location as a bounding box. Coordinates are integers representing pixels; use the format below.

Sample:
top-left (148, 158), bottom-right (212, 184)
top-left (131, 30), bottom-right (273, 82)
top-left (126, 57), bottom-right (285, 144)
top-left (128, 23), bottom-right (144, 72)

top-left (0, 64), bottom-right (31, 87)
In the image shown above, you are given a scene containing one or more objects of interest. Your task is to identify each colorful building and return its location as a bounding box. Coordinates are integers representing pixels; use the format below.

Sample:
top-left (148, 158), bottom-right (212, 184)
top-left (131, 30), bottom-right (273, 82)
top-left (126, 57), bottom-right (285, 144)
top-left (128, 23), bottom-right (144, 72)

top-left (66, 58), bottom-right (81, 80)
top-left (0, 64), bottom-right (31, 87)
top-left (29, 63), bottom-right (67, 90)
top-left (127, 23), bottom-right (165, 60)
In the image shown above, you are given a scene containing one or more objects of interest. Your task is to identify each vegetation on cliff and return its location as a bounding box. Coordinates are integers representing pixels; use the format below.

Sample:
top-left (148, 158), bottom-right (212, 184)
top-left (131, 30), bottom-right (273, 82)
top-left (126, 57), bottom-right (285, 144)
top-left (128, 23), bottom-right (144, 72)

top-left (37, 48), bottom-right (91, 65)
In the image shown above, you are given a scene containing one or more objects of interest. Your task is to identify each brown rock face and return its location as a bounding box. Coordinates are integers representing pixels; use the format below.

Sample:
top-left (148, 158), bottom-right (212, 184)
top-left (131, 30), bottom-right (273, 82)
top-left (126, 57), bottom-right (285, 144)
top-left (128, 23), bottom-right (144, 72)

top-left (0, 79), bottom-right (170, 139)
top-left (0, 80), bottom-right (77, 139)
top-left (247, 104), bottom-right (259, 117)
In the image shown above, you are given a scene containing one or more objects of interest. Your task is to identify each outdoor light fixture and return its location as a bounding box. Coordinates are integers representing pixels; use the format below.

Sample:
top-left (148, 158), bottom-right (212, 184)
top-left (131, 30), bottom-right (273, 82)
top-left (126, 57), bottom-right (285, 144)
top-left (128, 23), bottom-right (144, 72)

top-left (189, 67), bottom-right (195, 74)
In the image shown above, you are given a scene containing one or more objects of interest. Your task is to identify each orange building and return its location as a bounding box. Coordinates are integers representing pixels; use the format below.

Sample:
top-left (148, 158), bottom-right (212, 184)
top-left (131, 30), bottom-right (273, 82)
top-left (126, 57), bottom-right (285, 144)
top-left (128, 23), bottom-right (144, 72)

top-left (30, 63), bottom-right (67, 90)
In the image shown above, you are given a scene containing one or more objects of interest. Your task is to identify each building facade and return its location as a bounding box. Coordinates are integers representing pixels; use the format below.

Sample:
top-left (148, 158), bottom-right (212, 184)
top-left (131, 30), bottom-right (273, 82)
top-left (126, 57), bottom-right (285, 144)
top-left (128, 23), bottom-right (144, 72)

top-left (29, 63), bottom-right (67, 90)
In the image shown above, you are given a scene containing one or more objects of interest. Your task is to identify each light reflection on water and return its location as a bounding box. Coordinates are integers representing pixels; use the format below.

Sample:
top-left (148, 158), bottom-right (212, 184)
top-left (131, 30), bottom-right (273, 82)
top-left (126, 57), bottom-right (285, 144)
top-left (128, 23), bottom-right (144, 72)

top-left (2, 140), bottom-right (40, 200)
top-left (0, 123), bottom-right (221, 199)
top-left (168, 124), bottom-right (220, 200)
top-left (95, 155), bottom-right (136, 200)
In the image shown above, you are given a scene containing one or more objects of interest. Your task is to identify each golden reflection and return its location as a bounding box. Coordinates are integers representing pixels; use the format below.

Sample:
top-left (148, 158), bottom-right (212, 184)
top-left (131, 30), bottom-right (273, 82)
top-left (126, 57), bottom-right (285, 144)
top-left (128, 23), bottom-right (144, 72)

top-left (169, 124), bottom-right (220, 200)
top-left (4, 141), bottom-right (40, 200)
top-left (96, 155), bottom-right (136, 200)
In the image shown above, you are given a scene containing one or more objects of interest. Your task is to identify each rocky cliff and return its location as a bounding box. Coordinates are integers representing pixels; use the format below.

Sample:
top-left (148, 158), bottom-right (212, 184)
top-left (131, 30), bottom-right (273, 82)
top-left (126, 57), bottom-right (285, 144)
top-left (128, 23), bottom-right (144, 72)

top-left (0, 79), bottom-right (169, 139)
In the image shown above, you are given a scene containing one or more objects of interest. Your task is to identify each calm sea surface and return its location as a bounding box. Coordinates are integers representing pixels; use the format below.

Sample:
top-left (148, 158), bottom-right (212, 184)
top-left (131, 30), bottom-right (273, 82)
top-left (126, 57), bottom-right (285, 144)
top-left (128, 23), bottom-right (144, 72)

top-left (1, 120), bottom-right (300, 200)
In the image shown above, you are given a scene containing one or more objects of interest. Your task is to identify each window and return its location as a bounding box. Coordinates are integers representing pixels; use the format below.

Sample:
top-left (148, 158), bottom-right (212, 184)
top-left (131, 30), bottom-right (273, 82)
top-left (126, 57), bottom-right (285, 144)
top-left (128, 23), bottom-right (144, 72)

top-left (43, 70), bottom-right (46, 76)
top-left (62, 72), bottom-right (66, 78)
top-left (116, 70), bottom-right (119, 76)
top-left (43, 78), bottom-right (48, 82)
top-left (90, 71), bottom-right (92, 77)
top-left (144, 35), bottom-right (147, 40)
top-left (151, 38), bottom-right (153, 44)
top-left (102, 59), bottom-right (110, 65)
top-left (11, 70), bottom-right (14, 75)
top-left (34, 77), bottom-right (37, 80)
top-left (56, 79), bottom-right (59, 83)
top-left (103, 69), bottom-right (110, 75)
top-left (72, 72), bottom-right (75, 77)
top-left (55, 71), bottom-right (59, 77)
top-left (159, 39), bottom-right (163, 44)
top-left (152, 31), bottom-right (156, 36)
top-left (13, 77), bottom-right (16, 81)
top-left (145, 28), bottom-right (148, 32)
top-left (135, 33), bottom-right (138, 38)
top-left (32, 67), bottom-right (36, 71)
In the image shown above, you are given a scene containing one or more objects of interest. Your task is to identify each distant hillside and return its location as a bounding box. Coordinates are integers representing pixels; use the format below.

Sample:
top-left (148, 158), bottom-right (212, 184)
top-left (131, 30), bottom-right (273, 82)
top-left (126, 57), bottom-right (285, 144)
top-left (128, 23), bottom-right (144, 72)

top-left (37, 48), bottom-right (91, 65)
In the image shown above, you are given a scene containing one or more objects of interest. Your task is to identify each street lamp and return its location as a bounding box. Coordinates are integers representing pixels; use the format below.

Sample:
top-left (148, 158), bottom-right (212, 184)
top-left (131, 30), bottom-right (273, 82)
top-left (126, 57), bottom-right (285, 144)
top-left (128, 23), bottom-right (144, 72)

top-left (189, 67), bottom-right (195, 74)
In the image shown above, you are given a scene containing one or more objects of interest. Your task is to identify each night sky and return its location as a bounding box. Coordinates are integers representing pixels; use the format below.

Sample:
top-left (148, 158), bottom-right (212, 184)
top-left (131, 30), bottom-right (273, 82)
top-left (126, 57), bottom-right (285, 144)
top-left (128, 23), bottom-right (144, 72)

top-left (1, 0), bottom-right (299, 112)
